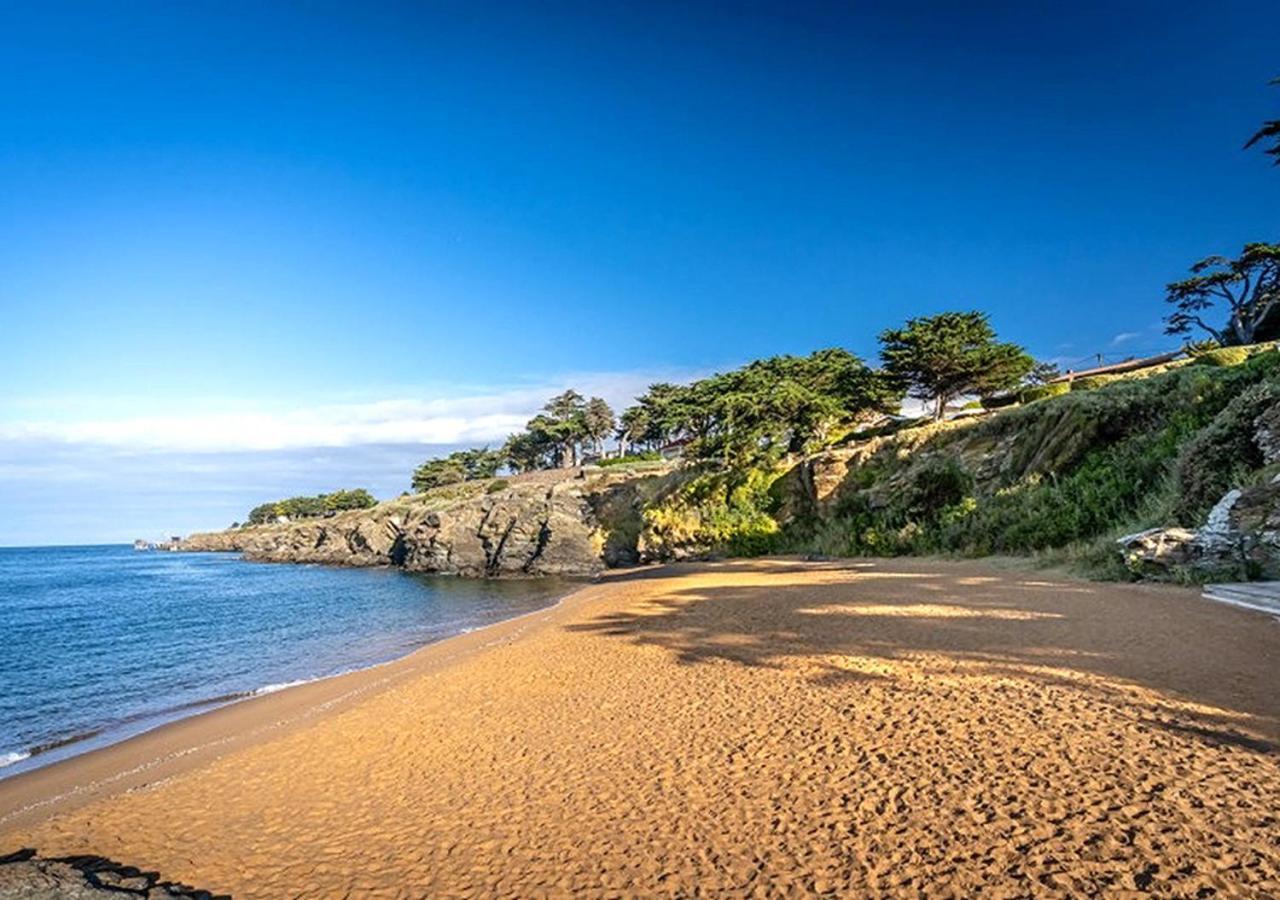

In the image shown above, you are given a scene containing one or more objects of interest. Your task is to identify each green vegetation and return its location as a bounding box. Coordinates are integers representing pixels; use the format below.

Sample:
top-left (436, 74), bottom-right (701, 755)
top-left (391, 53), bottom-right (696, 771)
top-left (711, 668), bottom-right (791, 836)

top-left (409, 392), bottom-right (618, 493)
top-left (640, 467), bottom-right (783, 559)
top-left (504, 390), bottom-right (616, 471)
top-left (1196, 346), bottom-right (1252, 367)
top-left (597, 451), bottom-right (662, 467)
top-left (781, 352), bottom-right (1280, 575)
top-left (1070, 375), bottom-right (1116, 392)
top-left (247, 489), bottom-right (376, 525)
top-left (879, 311), bottom-right (1033, 420)
top-left (1018, 382), bottom-right (1069, 404)
top-left (412, 447), bottom-right (503, 492)
top-left (631, 350), bottom-right (1280, 578)
top-left (618, 348), bottom-right (902, 467)
top-left (485, 478), bottom-right (510, 494)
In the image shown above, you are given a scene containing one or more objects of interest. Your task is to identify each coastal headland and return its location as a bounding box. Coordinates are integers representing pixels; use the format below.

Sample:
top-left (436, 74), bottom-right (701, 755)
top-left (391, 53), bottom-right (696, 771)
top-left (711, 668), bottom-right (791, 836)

top-left (2, 559), bottom-right (1277, 896)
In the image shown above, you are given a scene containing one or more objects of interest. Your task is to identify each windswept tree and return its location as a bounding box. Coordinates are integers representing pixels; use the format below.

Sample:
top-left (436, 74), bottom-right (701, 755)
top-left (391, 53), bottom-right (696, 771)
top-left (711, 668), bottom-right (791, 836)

top-left (1244, 77), bottom-right (1280, 166)
top-left (503, 428), bottom-right (556, 473)
top-left (879, 311), bottom-right (1033, 421)
top-left (616, 349), bottom-right (900, 467)
top-left (410, 448), bottom-right (503, 493)
top-left (1164, 243), bottom-right (1280, 346)
top-left (616, 405), bottom-right (651, 455)
top-left (246, 489), bottom-right (377, 524)
top-left (411, 457), bottom-right (466, 492)
top-left (582, 397), bottom-right (615, 457)
top-left (1024, 360), bottom-right (1062, 386)
top-left (528, 390), bottom-right (588, 467)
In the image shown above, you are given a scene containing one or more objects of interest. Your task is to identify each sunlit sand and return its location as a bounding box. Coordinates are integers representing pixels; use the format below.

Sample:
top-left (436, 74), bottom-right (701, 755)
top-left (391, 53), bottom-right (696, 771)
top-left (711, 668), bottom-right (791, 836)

top-left (2, 559), bottom-right (1277, 896)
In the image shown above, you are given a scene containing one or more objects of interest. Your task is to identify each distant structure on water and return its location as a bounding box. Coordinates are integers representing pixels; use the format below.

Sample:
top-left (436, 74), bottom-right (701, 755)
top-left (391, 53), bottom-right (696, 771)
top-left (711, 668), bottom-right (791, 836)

top-left (133, 537), bottom-right (183, 552)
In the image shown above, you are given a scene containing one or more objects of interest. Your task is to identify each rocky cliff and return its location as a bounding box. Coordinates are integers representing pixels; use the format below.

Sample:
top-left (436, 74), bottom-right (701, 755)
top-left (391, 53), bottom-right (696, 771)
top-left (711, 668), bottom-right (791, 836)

top-left (181, 466), bottom-right (672, 577)
top-left (184, 350), bottom-right (1280, 583)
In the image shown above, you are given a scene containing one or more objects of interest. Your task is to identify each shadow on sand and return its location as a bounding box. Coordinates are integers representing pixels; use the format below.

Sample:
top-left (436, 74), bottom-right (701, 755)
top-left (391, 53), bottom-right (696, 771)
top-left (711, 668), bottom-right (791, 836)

top-left (579, 559), bottom-right (1280, 750)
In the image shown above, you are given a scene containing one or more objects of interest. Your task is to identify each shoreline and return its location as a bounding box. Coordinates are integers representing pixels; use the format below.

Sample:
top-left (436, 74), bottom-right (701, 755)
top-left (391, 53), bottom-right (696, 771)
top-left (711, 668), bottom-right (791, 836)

top-left (0, 574), bottom-right (604, 833)
top-left (3, 558), bottom-right (1278, 896)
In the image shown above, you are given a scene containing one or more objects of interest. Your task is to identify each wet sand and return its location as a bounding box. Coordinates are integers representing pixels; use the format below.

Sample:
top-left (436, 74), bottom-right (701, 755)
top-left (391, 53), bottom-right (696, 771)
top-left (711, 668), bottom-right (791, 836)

top-left (2, 558), bottom-right (1278, 896)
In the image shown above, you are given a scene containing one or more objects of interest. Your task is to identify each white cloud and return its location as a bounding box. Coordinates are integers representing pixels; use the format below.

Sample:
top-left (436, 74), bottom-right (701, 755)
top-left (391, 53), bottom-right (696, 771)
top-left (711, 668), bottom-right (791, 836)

top-left (1110, 331), bottom-right (1140, 346)
top-left (0, 369), bottom-right (700, 454)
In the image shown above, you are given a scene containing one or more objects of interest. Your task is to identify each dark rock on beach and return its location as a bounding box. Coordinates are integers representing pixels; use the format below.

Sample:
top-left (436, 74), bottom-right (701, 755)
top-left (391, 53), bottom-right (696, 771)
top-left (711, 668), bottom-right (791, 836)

top-left (0, 848), bottom-right (225, 899)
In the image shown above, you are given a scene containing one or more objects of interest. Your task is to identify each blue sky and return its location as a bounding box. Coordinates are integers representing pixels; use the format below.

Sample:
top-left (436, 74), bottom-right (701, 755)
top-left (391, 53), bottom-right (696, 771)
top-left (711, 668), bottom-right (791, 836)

top-left (1, 1), bottom-right (1277, 545)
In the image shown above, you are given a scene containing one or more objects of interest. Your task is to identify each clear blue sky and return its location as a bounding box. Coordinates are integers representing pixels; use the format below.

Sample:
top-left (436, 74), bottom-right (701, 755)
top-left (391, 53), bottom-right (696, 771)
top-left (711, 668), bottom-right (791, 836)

top-left (1, 1), bottom-right (1277, 544)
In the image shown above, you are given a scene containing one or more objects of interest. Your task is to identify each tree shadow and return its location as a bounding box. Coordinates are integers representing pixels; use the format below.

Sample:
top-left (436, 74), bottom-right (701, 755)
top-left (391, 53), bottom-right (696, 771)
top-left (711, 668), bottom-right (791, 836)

top-left (576, 559), bottom-right (1280, 748)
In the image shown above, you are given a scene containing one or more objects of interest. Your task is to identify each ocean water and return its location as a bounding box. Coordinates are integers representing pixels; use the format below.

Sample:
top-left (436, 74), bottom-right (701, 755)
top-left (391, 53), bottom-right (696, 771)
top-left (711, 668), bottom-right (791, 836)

top-left (0, 545), bottom-right (572, 777)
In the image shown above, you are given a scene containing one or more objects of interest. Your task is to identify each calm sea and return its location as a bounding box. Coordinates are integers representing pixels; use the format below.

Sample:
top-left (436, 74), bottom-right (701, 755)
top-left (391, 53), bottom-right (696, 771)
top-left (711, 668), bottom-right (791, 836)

top-left (0, 545), bottom-right (572, 777)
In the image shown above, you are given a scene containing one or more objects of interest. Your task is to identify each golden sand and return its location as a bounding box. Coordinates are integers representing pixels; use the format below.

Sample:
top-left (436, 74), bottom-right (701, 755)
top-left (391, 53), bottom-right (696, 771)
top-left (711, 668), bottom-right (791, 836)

top-left (2, 559), bottom-right (1278, 896)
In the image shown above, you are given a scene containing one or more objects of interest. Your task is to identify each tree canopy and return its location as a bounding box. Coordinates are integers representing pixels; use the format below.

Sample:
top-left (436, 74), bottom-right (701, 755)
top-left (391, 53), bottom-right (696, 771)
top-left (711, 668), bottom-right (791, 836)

top-left (246, 489), bottom-right (376, 524)
top-left (879, 311), bottom-right (1032, 420)
top-left (1163, 243), bottom-right (1280, 346)
top-left (505, 391), bottom-right (615, 469)
top-left (410, 447), bottom-right (504, 493)
top-left (616, 349), bottom-right (901, 466)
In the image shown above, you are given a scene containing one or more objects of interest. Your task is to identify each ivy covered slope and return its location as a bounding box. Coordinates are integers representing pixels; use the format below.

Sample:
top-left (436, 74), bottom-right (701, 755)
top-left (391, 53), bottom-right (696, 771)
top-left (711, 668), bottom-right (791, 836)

top-left (640, 347), bottom-right (1280, 581)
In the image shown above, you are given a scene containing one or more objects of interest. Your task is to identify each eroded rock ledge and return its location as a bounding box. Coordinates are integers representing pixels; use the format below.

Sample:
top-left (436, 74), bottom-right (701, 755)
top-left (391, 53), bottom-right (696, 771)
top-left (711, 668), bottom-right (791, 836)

top-left (180, 468), bottom-right (667, 578)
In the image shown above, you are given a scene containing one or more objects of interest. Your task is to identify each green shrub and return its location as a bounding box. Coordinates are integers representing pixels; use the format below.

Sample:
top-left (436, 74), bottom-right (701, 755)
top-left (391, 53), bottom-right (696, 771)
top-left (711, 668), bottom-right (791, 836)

top-left (597, 452), bottom-right (661, 467)
top-left (980, 393), bottom-right (1019, 410)
top-left (1018, 382), bottom-right (1069, 404)
top-left (1196, 346), bottom-right (1250, 367)
top-left (641, 467), bottom-right (782, 558)
top-left (1184, 338), bottom-right (1220, 358)
top-left (903, 457), bottom-right (973, 520)
top-left (1070, 375), bottom-right (1115, 392)
top-left (1171, 380), bottom-right (1278, 522)
top-left (485, 478), bottom-right (510, 494)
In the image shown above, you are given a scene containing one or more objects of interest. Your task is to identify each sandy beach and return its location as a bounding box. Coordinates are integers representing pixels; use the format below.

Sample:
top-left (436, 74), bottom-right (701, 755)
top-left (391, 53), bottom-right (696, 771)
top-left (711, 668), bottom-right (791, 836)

top-left (2, 558), bottom-right (1278, 896)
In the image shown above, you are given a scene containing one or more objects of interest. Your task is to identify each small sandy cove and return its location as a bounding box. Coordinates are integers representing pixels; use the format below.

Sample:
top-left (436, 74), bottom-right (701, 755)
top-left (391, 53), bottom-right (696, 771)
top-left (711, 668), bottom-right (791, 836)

top-left (2, 559), bottom-right (1279, 897)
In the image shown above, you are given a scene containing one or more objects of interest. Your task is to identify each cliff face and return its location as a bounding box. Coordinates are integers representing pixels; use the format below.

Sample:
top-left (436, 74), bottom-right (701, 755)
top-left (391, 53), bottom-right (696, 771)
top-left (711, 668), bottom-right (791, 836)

top-left (181, 467), bottom-right (672, 577)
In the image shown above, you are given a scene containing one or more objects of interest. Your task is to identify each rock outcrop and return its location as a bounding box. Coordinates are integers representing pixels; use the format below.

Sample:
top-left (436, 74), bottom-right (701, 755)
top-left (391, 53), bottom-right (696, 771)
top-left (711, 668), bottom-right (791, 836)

top-left (181, 468), bottom-right (671, 577)
top-left (1117, 393), bottom-right (1280, 579)
top-left (0, 849), bottom-right (221, 898)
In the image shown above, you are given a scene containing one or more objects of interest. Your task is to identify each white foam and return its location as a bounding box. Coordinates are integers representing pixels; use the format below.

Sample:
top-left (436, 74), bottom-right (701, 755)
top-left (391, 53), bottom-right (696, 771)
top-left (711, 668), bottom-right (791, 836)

top-left (0, 751), bottom-right (31, 768)
top-left (253, 678), bottom-right (314, 696)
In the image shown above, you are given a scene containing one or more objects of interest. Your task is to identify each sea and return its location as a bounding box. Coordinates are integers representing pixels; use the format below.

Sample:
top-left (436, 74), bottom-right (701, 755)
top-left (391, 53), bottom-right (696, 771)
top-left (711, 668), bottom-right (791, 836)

top-left (0, 545), bottom-right (572, 778)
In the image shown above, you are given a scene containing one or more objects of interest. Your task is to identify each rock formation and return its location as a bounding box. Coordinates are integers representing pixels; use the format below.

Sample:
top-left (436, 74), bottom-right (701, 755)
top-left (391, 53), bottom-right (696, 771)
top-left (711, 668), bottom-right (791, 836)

top-left (0, 848), bottom-right (221, 898)
top-left (180, 468), bottom-right (669, 577)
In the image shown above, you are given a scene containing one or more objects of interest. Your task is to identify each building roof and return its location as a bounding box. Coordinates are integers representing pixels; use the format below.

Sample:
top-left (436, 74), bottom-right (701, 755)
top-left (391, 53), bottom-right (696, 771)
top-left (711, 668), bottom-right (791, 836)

top-left (1049, 350), bottom-right (1184, 383)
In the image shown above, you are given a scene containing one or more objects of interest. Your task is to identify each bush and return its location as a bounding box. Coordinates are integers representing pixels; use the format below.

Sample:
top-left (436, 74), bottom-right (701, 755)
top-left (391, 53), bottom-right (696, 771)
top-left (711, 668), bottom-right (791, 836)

top-left (1070, 375), bottom-right (1115, 392)
top-left (1197, 346), bottom-right (1250, 367)
top-left (598, 452), bottom-right (661, 467)
top-left (640, 467), bottom-right (782, 559)
top-left (485, 478), bottom-right (510, 494)
top-left (1018, 382), bottom-right (1069, 404)
top-left (980, 392), bottom-right (1019, 410)
top-left (903, 457), bottom-right (973, 520)
top-left (1171, 380), bottom-right (1278, 522)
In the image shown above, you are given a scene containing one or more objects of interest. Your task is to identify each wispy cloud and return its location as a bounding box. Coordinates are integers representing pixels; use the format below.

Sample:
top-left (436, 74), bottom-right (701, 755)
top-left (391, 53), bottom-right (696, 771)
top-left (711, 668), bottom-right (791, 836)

top-left (0, 369), bottom-right (699, 454)
top-left (0, 368), bottom-right (712, 543)
top-left (1110, 331), bottom-right (1140, 346)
